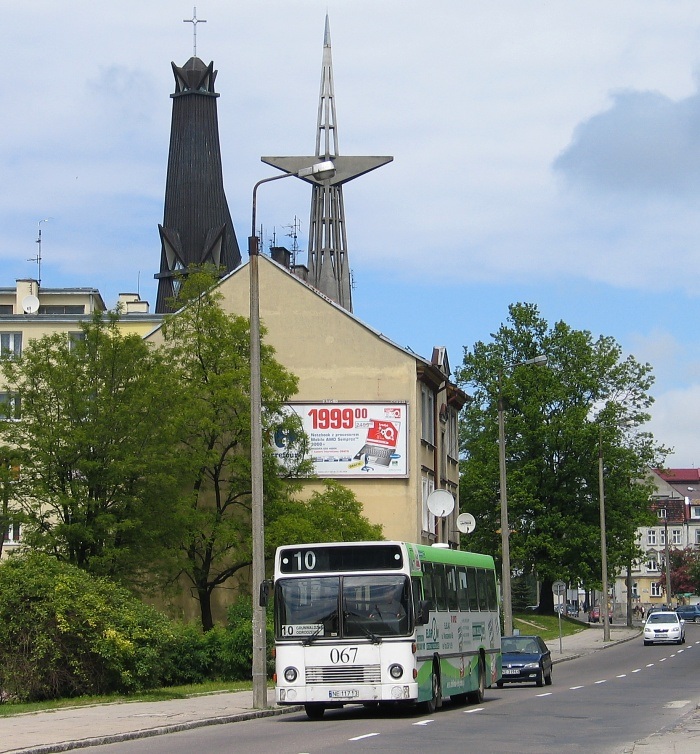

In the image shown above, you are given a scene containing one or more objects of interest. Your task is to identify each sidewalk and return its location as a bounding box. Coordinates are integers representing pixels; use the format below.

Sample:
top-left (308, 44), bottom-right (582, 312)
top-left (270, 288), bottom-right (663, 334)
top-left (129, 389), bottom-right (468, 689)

top-left (0, 624), bottom-right (696, 754)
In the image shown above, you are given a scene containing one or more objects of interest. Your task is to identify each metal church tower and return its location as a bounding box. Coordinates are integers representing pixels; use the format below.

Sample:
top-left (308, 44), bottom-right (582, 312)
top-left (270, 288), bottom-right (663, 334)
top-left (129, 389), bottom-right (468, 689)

top-left (262, 16), bottom-right (392, 312)
top-left (155, 55), bottom-right (241, 312)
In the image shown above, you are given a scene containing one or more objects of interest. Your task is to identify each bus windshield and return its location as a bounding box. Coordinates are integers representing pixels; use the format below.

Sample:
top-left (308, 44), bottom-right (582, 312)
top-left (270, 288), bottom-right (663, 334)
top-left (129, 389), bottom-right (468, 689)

top-left (276, 574), bottom-right (411, 641)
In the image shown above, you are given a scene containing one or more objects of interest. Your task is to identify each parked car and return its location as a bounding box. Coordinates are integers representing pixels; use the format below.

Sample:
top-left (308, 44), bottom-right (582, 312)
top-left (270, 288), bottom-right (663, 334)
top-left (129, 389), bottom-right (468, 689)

top-left (643, 611), bottom-right (686, 645)
top-left (499, 635), bottom-right (553, 687)
top-left (588, 606), bottom-right (613, 623)
top-left (675, 605), bottom-right (700, 623)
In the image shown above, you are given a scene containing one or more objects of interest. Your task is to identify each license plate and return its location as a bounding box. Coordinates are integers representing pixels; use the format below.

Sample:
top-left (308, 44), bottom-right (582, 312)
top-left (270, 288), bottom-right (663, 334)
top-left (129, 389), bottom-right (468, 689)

top-left (329, 689), bottom-right (359, 699)
top-left (502, 669), bottom-right (519, 675)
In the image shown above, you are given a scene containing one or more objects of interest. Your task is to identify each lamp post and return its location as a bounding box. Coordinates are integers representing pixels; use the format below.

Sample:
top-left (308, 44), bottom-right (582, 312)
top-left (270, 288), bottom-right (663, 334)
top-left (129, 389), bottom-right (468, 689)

top-left (249, 160), bottom-right (335, 710)
top-left (597, 428), bottom-right (611, 642)
top-left (497, 354), bottom-right (547, 637)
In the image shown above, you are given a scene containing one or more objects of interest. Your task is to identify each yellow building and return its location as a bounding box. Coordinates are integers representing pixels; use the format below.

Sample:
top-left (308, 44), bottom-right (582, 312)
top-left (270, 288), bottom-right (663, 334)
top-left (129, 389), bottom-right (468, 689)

top-left (148, 254), bottom-right (467, 547)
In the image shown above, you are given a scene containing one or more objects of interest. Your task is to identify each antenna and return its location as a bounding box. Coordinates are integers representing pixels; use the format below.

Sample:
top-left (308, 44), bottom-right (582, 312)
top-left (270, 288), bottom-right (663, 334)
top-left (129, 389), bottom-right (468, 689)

top-left (183, 7), bottom-right (206, 58)
top-left (284, 216), bottom-right (301, 269)
top-left (28, 218), bottom-right (51, 286)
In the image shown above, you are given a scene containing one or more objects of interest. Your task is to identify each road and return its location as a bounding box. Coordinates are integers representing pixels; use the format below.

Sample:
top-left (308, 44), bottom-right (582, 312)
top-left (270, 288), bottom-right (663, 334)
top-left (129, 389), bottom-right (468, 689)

top-left (86, 623), bottom-right (700, 754)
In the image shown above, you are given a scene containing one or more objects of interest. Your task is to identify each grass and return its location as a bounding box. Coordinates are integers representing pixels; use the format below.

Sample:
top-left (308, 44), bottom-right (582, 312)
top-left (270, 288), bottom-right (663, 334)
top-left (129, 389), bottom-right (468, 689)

top-left (0, 680), bottom-right (255, 717)
top-left (513, 611), bottom-right (588, 642)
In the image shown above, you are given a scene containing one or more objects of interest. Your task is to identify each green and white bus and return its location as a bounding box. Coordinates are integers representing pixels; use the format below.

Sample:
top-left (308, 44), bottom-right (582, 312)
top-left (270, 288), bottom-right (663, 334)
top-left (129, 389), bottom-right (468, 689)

top-left (270, 540), bottom-right (502, 719)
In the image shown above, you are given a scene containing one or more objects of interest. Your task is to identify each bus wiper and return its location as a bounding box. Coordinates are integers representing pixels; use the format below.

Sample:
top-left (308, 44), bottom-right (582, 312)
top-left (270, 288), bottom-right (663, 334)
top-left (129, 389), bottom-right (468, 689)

top-left (343, 610), bottom-right (383, 644)
top-left (302, 625), bottom-right (324, 646)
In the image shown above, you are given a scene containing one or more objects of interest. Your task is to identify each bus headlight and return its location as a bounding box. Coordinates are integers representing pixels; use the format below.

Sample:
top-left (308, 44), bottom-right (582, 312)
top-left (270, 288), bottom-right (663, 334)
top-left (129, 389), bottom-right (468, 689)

top-left (389, 663), bottom-right (404, 679)
top-left (283, 666), bottom-right (298, 682)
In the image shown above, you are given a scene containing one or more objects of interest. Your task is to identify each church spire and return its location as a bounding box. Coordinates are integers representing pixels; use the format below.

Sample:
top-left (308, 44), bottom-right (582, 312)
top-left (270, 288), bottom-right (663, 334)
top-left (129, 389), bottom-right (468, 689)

top-left (262, 15), bottom-right (392, 312)
top-left (154, 52), bottom-right (241, 313)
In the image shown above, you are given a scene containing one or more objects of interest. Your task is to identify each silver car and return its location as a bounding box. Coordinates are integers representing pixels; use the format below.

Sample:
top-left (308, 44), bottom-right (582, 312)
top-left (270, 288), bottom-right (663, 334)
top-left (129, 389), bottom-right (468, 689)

top-left (643, 611), bottom-right (686, 645)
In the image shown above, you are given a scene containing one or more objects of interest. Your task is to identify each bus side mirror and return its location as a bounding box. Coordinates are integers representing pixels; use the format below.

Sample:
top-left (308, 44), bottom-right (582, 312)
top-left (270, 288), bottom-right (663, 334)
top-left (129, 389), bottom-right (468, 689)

top-left (259, 579), bottom-right (273, 607)
top-left (415, 600), bottom-right (431, 625)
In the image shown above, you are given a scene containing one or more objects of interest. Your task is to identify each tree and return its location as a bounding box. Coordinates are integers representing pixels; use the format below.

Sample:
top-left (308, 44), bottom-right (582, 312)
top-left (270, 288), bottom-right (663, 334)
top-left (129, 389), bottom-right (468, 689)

top-left (660, 548), bottom-right (700, 600)
top-left (160, 268), bottom-right (312, 631)
top-left (457, 303), bottom-right (666, 614)
top-left (0, 312), bottom-right (188, 587)
top-left (266, 481), bottom-right (384, 548)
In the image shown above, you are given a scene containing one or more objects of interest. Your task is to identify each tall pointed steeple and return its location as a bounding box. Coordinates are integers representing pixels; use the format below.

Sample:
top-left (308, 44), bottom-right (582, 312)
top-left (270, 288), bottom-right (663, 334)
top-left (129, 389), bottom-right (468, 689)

top-left (262, 15), bottom-right (392, 312)
top-left (154, 56), bottom-right (241, 312)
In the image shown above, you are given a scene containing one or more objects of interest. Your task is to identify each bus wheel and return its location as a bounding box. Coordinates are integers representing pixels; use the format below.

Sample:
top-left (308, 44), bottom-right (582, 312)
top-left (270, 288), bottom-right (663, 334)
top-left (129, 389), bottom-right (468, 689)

top-left (467, 657), bottom-right (485, 704)
top-left (304, 703), bottom-right (325, 720)
top-left (420, 664), bottom-right (442, 714)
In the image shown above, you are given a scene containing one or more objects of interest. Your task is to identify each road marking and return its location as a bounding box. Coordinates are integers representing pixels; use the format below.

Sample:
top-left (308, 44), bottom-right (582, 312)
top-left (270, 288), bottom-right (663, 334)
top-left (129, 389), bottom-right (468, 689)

top-left (594, 680), bottom-right (607, 684)
top-left (632, 669), bottom-right (641, 673)
top-left (413, 720), bottom-right (434, 726)
top-left (464, 708), bottom-right (484, 713)
top-left (664, 700), bottom-right (691, 709)
top-left (569, 685), bottom-right (584, 690)
top-left (536, 693), bottom-right (553, 697)
top-left (646, 663), bottom-right (654, 667)
top-left (660, 657), bottom-right (667, 662)
top-left (616, 674), bottom-right (627, 678)
top-left (349, 734), bottom-right (380, 741)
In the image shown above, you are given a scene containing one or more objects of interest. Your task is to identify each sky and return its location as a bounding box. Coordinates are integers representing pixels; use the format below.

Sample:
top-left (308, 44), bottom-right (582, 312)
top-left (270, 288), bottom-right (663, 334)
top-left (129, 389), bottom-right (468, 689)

top-left (3, 1), bottom-right (700, 467)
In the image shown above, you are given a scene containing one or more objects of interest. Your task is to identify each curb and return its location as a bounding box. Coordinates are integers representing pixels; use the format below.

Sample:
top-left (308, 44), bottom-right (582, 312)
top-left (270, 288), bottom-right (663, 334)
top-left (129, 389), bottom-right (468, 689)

top-left (11, 705), bottom-right (304, 754)
top-left (552, 629), bottom-right (642, 666)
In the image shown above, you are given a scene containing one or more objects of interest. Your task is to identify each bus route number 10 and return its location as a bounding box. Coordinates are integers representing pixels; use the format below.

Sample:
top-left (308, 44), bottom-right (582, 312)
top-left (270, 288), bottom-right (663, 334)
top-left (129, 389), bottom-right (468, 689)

top-left (293, 550), bottom-right (317, 571)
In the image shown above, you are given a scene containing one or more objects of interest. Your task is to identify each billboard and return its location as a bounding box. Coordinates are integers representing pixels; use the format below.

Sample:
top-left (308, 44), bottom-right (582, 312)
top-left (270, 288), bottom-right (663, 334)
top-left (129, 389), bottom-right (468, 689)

top-left (273, 402), bottom-right (409, 477)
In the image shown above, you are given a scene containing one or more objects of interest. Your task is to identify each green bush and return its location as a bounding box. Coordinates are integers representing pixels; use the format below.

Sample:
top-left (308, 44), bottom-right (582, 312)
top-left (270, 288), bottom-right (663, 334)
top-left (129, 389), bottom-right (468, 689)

top-left (0, 553), bottom-right (176, 701)
top-left (0, 554), bottom-right (275, 703)
top-left (224, 598), bottom-right (275, 680)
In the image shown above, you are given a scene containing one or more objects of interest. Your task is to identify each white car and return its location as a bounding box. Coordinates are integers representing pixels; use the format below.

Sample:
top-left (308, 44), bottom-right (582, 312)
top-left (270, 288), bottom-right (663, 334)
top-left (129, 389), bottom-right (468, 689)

top-left (643, 611), bottom-right (686, 645)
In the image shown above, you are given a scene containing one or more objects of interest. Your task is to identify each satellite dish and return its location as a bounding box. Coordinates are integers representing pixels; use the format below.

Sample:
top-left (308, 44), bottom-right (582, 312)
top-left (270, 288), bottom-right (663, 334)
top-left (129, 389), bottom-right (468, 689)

top-left (426, 489), bottom-right (455, 518)
top-left (456, 512), bottom-right (476, 534)
top-left (22, 294), bottom-right (39, 314)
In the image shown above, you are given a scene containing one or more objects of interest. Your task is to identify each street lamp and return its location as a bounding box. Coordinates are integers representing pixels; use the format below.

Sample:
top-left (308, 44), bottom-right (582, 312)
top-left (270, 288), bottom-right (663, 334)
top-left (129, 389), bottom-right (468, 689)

top-left (249, 159), bottom-right (335, 710)
top-left (597, 428), bottom-right (611, 642)
top-left (497, 354), bottom-right (547, 637)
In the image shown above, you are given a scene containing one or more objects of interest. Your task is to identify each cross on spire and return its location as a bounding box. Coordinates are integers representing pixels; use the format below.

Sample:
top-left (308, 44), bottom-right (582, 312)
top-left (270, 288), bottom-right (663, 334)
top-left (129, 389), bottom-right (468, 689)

top-left (183, 7), bottom-right (207, 58)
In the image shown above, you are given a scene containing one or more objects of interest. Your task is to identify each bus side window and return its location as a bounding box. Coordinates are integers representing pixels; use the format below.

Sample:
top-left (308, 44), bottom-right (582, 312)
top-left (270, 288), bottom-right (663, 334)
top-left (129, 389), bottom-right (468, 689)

top-left (411, 576), bottom-right (422, 608)
top-left (446, 565), bottom-right (459, 611)
top-left (457, 566), bottom-right (470, 611)
top-left (467, 567), bottom-right (479, 611)
top-left (434, 564), bottom-right (448, 611)
top-left (476, 569), bottom-right (489, 611)
top-left (486, 570), bottom-right (498, 611)
top-left (422, 562), bottom-right (436, 611)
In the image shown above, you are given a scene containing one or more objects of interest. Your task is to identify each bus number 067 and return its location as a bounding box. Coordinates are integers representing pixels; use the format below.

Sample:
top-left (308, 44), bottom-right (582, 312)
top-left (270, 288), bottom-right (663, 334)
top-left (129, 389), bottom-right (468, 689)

top-left (330, 647), bottom-right (358, 664)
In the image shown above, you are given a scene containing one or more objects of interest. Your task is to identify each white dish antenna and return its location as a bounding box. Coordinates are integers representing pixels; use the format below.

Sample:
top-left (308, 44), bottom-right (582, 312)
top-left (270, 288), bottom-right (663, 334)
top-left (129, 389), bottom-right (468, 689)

top-left (456, 512), bottom-right (476, 534)
top-left (22, 294), bottom-right (40, 314)
top-left (426, 489), bottom-right (455, 518)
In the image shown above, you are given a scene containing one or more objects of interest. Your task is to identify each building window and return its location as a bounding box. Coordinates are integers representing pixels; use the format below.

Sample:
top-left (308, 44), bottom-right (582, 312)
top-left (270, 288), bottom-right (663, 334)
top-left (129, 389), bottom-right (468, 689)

top-left (691, 506), bottom-right (700, 520)
top-left (657, 508), bottom-right (666, 519)
top-left (68, 331), bottom-right (86, 351)
top-left (38, 305), bottom-right (85, 314)
top-left (659, 529), bottom-right (666, 546)
top-left (672, 529), bottom-right (682, 546)
top-left (650, 582), bottom-right (663, 597)
top-left (420, 384), bottom-right (435, 446)
top-left (695, 529), bottom-right (700, 546)
top-left (647, 530), bottom-right (657, 546)
top-left (647, 557), bottom-right (658, 572)
top-left (2, 520), bottom-right (20, 544)
top-left (422, 475), bottom-right (435, 534)
top-left (0, 332), bottom-right (22, 359)
top-left (631, 582), bottom-right (638, 598)
top-left (0, 393), bottom-right (20, 420)
top-left (445, 406), bottom-right (459, 460)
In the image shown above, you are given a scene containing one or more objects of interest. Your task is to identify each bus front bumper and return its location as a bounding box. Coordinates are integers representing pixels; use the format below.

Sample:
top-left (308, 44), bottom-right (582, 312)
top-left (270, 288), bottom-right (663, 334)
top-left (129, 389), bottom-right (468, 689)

top-left (277, 682), bottom-right (418, 705)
